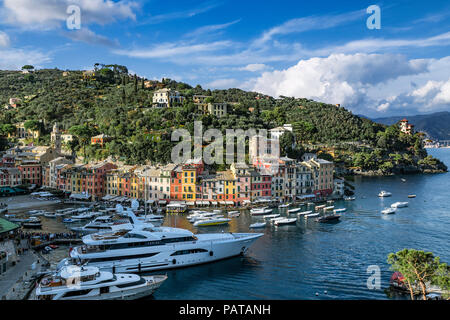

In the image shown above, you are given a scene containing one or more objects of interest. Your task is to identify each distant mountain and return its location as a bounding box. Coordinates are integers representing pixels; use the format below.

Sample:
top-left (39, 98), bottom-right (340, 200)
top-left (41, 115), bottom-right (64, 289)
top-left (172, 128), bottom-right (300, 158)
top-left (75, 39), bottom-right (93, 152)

top-left (371, 112), bottom-right (450, 141)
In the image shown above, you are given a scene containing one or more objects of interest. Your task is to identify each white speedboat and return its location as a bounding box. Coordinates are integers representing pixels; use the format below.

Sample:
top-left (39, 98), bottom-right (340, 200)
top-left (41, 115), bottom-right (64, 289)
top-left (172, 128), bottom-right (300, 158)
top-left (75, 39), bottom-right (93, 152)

top-left (333, 208), bottom-right (347, 214)
top-left (44, 212), bottom-right (57, 218)
top-left (297, 210), bottom-right (312, 217)
top-left (28, 210), bottom-right (45, 216)
top-left (278, 203), bottom-right (290, 208)
top-left (262, 214), bottom-right (280, 219)
top-left (382, 207), bottom-right (396, 215)
top-left (408, 195), bottom-right (416, 198)
top-left (35, 265), bottom-right (167, 300)
top-left (378, 191), bottom-right (392, 197)
top-left (71, 212), bottom-right (99, 220)
top-left (249, 222), bottom-right (266, 228)
top-left (315, 205), bottom-right (326, 211)
top-left (344, 196), bottom-right (356, 201)
top-left (250, 207), bottom-right (272, 216)
top-left (391, 202), bottom-right (408, 208)
top-left (273, 218), bottom-right (297, 226)
top-left (63, 210), bottom-right (263, 273)
top-left (193, 217), bottom-right (231, 227)
top-left (71, 216), bottom-right (132, 235)
top-left (305, 213), bottom-right (320, 218)
top-left (227, 211), bottom-right (240, 218)
top-left (288, 208), bottom-right (302, 214)
top-left (22, 217), bottom-right (42, 229)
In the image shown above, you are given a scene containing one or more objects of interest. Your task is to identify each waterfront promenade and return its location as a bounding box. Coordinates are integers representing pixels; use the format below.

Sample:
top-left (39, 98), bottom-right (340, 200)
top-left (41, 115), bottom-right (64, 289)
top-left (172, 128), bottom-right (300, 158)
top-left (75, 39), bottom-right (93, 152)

top-left (0, 250), bottom-right (41, 300)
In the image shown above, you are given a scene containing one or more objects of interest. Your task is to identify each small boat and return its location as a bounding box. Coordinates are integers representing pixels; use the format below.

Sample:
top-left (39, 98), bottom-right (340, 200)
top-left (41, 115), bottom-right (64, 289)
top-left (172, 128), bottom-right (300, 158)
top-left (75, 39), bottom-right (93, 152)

top-left (250, 207), bottom-right (273, 216)
top-left (305, 213), bottom-right (320, 218)
top-left (193, 218), bottom-right (231, 227)
top-left (378, 191), bottom-right (392, 197)
top-left (401, 178), bottom-right (406, 182)
top-left (249, 222), bottom-right (266, 229)
top-left (382, 207), bottom-right (396, 215)
top-left (4, 214), bottom-right (16, 218)
top-left (273, 218), bottom-right (297, 226)
top-left (228, 211), bottom-right (240, 218)
top-left (344, 196), bottom-right (355, 201)
top-left (324, 206), bottom-right (335, 211)
top-left (28, 210), bottom-right (45, 216)
top-left (315, 205), bottom-right (326, 211)
top-left (35, 266), bottom-right (168, 300)
top-left (62, 218), bottom-right (75, 223)
top-left (22, 217), bottom-right (42, 229)
top-left (333, 208), bottom-right (347, 214)
top-left (44, 212), bottom-right (57, 218)
top-left (288, 207), bottom-right (302, 214)
top-left (262, 214), bottom-right (280, 219)
top-left (297, 210), bottom-right (312, 217)
top-left (317, 215), bottom-right (341, 223)
top-left (270, 217), bottom-right (285, 223)
top-left (408, 195), bottom-right (416, 198)
top-left (278, 203), bottom-right (290, 208)
top-left (391, 202), bottom-right (408, 208)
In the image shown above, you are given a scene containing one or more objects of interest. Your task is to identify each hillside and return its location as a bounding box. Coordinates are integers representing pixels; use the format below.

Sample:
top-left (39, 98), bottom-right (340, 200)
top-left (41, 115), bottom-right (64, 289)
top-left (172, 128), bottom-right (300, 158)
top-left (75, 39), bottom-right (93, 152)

top-left (0, 67), bottom-right (446, 174)
top-left (372, 112), bottom-right (450, 141)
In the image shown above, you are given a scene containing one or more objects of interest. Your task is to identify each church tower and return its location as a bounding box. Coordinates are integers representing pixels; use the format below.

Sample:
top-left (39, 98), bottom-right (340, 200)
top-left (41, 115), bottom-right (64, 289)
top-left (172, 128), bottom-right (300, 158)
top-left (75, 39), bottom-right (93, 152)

top-left (51, 122), bottom-right (61, 153)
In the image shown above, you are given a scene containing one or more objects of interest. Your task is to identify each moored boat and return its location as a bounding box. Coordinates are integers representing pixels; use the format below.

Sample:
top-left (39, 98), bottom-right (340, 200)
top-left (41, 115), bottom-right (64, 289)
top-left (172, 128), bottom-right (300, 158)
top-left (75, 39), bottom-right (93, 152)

top-left (287, 207), bottom-right (302, 214)
top-left (317, 215), bottom-right (341, 223)
top-left (273, 218), bottom-right (297, 226)
top-left (391, 202), bottom-right (408, 208)
top-left (250, 207), bottom-right (273, 216)
top-left (193, 217), bottom-right (231, 227)
top-left (297, 210), bottom-right (312, 217)
top-left (35, 265), bottom-right (167, 300)
top-left (333, 208), bottom-right (347, 214)
top-left (344, 196), bottom-right (355, 201)
top-left (408, 195), bottom-right (416, 198)
top-left (249, 222), bottom-right (266, 229)
top-left (378, 191), bottom-right (392, 197)
top-left (382, 207), bottom-right (396, 215)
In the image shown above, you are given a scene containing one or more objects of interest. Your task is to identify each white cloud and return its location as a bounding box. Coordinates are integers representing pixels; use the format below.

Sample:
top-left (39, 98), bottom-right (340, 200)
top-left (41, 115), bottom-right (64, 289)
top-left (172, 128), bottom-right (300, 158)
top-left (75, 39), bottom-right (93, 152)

top-left (0, 48), bottom-right (51, 69)
top-left (63, 28), bottom-right (119, 47)
top-left (185, 19), bottom-right (240, 38)
top-left (113, 40), bottom-right (234, 59)
top-left (0, 31), bottom-right (10, 47)
top-left (1, 0), bottom-right (137, 29)
top-left (254, 10), bottom-right (365, 46)
top-left (239, 63), bottom-right (269, 72)
top-left (245, 53), bottom-right (450, 116)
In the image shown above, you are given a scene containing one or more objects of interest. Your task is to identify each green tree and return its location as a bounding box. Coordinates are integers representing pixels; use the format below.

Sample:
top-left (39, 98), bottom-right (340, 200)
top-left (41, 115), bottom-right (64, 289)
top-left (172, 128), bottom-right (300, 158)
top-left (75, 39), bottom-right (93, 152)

top-left (387, 249), bottom-right (446, 300)
top-left (69, 125), bottom-right (93, 161)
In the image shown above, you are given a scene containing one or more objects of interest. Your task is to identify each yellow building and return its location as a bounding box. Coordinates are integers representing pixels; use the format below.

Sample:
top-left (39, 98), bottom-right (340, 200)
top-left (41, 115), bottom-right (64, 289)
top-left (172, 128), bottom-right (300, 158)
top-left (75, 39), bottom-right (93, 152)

top-left (181, 165), bottom-right (197, 201)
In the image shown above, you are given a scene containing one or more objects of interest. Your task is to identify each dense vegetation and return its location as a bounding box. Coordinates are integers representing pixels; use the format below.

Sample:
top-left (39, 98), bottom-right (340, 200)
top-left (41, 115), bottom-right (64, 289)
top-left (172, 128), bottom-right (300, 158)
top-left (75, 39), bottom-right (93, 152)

top-left (0, 67), bottom-right (446, 174)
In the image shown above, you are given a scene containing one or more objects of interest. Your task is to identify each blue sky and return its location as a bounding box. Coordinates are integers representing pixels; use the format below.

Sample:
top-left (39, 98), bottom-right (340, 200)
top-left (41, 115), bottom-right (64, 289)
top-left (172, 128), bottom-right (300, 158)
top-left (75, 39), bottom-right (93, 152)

top-left (0, 0), bottom-right (449, 117)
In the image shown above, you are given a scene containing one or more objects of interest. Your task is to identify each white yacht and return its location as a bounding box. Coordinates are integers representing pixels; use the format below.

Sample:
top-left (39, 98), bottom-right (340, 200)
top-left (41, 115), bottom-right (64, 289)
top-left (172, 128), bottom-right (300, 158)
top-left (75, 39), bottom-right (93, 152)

top-left (71, 216), bottom-right (132, 235)
top-left (287, 207), bottom-right (302, 214)
top-left (35, 265), bottom-right (167, 300)
top-left (250, 207), bottom-right (272, 216)
top-left (193, 217), bottom-right (231, 227)
top-left (391, 202), bottom-right (408, 208)
top-left (61, 209), bottom-right (263, 273)
top-left (71, 212), bottom-right (100, 220)
top-left (378, 191), bottom-right (392, 197)
top-left (273, 218), bottom-right (297, 226)
top-left (382, 207), bottom-right (397, 215)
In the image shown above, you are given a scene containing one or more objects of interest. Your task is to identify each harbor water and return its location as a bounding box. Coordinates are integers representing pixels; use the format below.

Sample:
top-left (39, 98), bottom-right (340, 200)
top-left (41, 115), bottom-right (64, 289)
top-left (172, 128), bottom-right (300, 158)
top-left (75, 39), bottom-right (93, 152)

top-left (6, 149), bottom-right (450, 299)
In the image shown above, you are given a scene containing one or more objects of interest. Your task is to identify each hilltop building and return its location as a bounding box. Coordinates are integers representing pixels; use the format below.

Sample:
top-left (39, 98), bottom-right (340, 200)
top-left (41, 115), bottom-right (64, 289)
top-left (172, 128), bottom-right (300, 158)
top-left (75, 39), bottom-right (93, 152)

top-left (399, 119), bottom-right (414, 135)
top-left (152, 88), bottom-right (184, 107)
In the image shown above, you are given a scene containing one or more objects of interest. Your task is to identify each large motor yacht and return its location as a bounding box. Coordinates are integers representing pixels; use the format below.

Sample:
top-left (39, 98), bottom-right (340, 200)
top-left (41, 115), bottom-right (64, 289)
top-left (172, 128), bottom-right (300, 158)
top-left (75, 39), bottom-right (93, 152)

top-left (35, 265), bottom-right (167, 300)
top-left (60, 207), bottom-right (263, 273)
